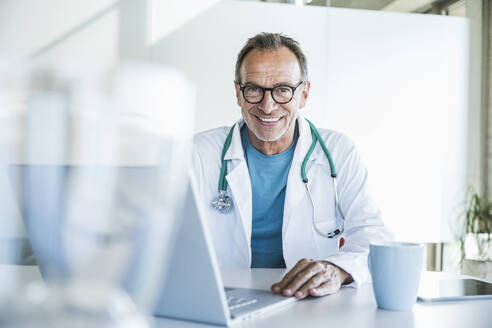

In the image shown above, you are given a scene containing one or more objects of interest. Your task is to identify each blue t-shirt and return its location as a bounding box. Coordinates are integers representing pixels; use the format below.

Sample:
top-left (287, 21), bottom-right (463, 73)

top-left (241, 125), bottom-right (298, 268)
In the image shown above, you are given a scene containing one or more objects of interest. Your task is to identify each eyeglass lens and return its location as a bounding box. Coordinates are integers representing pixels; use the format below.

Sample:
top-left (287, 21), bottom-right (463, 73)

top-left (243, 85), bottom-right (293, 104)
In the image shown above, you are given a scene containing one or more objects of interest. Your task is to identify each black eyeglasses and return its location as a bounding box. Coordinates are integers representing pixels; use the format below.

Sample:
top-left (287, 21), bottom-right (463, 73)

top-left (239, 81), bottom-right (304, 104)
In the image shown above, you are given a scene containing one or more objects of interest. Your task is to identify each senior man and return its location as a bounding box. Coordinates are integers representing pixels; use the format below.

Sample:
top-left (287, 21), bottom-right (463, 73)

top-left (191, 33), bottom-right (393, 300)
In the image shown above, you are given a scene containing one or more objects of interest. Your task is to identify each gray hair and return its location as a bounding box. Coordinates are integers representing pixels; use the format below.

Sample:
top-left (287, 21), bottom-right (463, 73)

top-left (235, 33), bottom-right (309, 84)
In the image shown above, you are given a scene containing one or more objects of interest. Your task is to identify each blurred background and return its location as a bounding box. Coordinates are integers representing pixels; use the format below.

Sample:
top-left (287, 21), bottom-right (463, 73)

top-left (0, 0), bottom-right (490, 306)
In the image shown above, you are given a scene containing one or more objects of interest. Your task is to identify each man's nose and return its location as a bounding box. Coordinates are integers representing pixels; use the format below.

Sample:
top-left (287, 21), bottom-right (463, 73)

top-left (258, 90), bottom-right (278, 114)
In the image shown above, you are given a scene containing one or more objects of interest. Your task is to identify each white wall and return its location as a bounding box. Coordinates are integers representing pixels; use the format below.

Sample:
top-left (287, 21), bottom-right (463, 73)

top-left (319, 8), bottom-right (469, 243)
top-left (0, 0), bottom-right (470, 244)
top-left (0, 0), bottom-right (119, 67)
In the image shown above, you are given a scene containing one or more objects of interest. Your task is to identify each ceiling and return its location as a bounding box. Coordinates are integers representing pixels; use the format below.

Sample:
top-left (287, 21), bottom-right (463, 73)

top-left (244, 0), bottom-right (466, 16)
top-left (318, 0), bottom-right (395, 11)
top-left (277, 0), bottom-right (451, 13)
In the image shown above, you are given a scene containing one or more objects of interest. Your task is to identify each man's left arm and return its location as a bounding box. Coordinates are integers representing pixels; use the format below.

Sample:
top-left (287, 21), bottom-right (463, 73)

top-left (272, 136), bottom-right (394, 299)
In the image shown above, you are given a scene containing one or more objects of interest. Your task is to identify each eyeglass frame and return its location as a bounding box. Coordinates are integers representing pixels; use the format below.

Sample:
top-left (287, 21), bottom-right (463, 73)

top-left (238, 81), bottom-right (305, 104)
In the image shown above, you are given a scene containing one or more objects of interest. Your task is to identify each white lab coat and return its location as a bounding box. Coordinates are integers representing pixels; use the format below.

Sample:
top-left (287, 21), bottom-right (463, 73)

top-left (191, 113), bottom-right (393, 287)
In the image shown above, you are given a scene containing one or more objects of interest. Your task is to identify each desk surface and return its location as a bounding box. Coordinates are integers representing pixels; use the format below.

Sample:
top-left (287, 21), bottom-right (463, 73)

top-left (157, 269), bottom-right (492, 328)
top-left (2, 265), bottom-right (492, 328)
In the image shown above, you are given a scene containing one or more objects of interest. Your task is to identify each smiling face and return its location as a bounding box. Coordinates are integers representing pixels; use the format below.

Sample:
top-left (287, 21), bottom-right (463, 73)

top-left (235, 47), bottom-right (310, 155)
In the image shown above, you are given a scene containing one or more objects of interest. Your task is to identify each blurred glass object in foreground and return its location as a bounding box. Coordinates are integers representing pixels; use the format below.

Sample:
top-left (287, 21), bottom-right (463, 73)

top-left (0, 62), bottom-right (195, 327)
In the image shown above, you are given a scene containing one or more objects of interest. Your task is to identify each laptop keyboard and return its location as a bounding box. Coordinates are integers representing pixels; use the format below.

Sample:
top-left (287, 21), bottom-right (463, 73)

top-left (227, 296), bottom-right (258, 310)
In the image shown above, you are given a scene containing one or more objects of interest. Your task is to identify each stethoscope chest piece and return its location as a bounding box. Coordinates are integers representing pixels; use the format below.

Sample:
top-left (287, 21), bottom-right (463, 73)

top-left (211, 190), bottom-right (233, 214)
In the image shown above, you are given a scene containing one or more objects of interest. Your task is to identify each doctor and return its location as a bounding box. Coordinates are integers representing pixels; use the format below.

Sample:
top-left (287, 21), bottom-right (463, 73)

top-left (191, 33), bottom-right (393, 300)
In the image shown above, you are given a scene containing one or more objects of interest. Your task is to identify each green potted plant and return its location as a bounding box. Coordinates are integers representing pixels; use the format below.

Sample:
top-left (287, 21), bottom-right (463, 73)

top-left (454, 189), bottom-right (492, 279)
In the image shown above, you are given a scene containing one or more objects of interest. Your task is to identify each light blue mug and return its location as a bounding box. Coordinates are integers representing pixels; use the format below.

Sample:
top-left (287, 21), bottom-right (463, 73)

top-left (369, 242), bottom-right (424, 311)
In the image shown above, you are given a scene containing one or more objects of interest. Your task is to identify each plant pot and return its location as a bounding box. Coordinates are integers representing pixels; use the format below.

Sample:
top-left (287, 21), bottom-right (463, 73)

top-left (462, 259), bottom-right (492, 280)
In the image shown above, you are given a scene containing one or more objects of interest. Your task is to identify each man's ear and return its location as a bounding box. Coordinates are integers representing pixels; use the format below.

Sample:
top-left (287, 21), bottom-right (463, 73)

top-left (299, 81), bottom-right (311, 109)
top-left (234, 81), bottom-right (242, 107)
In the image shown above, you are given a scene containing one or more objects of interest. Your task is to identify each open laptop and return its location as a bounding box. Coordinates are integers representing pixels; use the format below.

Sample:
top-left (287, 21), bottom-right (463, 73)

top-left (153, 178), bottom-right (297, 325)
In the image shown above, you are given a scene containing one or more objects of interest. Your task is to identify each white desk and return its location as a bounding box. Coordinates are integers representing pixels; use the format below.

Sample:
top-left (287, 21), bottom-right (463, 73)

top-left (3, 265), bottom-right (492, 328)
top-left (157, 269), bottom-right (492, 328)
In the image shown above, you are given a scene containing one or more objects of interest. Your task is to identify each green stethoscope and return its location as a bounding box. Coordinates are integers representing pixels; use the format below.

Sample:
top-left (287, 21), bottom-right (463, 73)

top-left (211, 119), bottom-right (345, 238)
